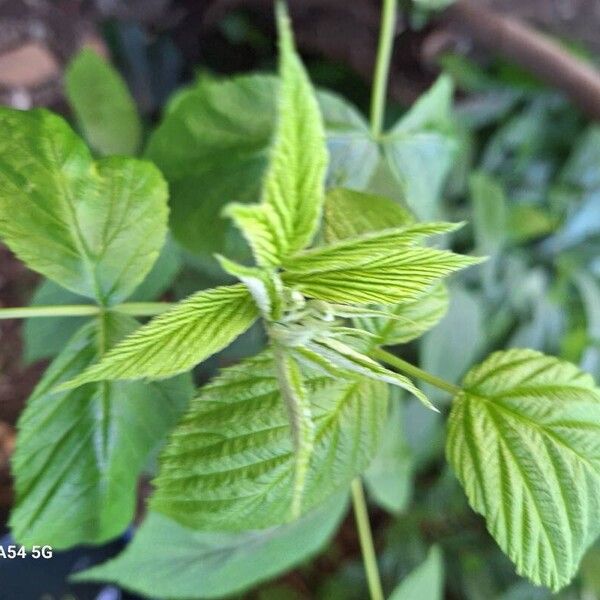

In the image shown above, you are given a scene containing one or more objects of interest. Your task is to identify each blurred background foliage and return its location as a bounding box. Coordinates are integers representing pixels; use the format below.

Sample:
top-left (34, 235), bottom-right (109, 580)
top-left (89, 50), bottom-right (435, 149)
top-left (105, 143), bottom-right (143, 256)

top-left (3, 0), bottom-right (600, 598)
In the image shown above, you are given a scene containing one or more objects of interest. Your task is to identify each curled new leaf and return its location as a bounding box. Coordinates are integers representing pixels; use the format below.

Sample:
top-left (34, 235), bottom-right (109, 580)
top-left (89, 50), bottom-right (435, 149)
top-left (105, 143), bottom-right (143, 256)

top-left (447, 349), bottom-right (600, 591)
top-left (61, 285), bottom-right (259, 387)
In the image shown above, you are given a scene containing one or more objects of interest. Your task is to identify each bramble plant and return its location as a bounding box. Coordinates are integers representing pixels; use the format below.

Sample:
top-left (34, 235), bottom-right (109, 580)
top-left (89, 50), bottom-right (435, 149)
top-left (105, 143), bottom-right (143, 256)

top-left (2, 1), bottom-right (600, 598)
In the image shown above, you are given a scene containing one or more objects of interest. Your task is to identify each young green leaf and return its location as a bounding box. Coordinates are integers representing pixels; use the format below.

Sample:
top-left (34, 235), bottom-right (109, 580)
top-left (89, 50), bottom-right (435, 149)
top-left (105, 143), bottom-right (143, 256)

top-left (151, 351), bottom-right (387, 530)
top-left (354, 283), bottom-right (449, 346)
top-left (284, 238), bottom-right (481, 306)
top-left (73, 494), bottom-right (347, 599)
top-left (61, 284), bottom-right (258, 386)
top-left (10, 315), bottom-right (192, 549)
top-left (65, 48), bottom-right (141, 156)
top-left (284, 221), bottom-right (462, 273)
top-left (299, 338), bottom-right (436, 410)
top-left (447, 349), bottom-right (600, 591)
top-left (323, 188), bottom-right (449, 343)
top-left (227, 2), bottom-right (328, 265)
top-left (389, 546), bottom-right (444, 600)
top-left (0, 108), bottom-right (168, 305)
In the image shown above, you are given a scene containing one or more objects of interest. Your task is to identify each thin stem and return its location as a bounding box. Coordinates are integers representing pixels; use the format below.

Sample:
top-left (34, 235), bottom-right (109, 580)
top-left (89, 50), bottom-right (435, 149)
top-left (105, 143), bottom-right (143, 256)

top-left (372, 347), bottom-right (462, 396)
top-left (351, 479), bottom-right (384, 600)
top-left (0, 305), bottom-right (100, 320)
top-left (370, 0), bottom-right (397, 139)
top-left (0, 302), bottom-right (175, 320)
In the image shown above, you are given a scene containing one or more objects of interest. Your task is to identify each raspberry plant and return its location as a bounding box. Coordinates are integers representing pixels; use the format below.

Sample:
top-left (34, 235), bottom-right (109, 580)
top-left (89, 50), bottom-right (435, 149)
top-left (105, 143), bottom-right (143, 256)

top-left (2, 1), bottom-right (600, 598)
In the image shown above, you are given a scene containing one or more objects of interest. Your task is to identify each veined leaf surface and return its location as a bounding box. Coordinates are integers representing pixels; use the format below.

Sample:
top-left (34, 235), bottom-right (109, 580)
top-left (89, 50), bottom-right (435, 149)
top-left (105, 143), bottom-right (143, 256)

top-left (63, 284), bottom-right (259, 386)
top-left (227, 3), bottom-right (327, 265)
top-left (447, 348), bottom-right (600, 591)
top-left (10, 315), bottom-right (192, 548)
top-left (152, 351), bottom-right (387, 530)
top-left (0, 108), bottom-right (167, 304)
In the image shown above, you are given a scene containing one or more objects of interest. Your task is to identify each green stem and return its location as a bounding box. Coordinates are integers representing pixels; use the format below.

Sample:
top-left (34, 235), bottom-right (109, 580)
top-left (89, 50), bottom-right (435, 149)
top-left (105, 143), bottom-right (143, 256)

top-left (372, 347), bottom-right (462, 396)
top-left (370, 0), bottom-right (398, 139)
top-left (0, 302), bottom-right (175, 320)
top-left (351, 479), bottom-right (384, 600)
top-left (0, 305), bottom-right (100, 319)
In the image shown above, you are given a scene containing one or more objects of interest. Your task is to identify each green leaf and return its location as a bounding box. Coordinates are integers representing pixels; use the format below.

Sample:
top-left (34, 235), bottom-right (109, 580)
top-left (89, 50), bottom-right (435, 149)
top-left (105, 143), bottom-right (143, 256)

top-left (283, 225), bottom-right (481, 306)
top-left (24, 239), bottom-right (181, 364)
top-left (0, 108), bottom-right (168, 304)
top-left (152, 351), bottom-right (388, 530)
top-left (324, 188), bottom-right (413, 243)
top-left (227, 3), bottom-right (328, 265)
top-left (383, 76), bottom-right (457, 221)
top-left (10, 314), bottom-right (192, 548)
top-left (65, 48), bottom-right (141, 156)
top-left (297, 338), bottom-right (436, 410)
top-left (470, 172), bottom-right (508, 255)
top-left (389, 546), bottom-right (444, 600)
top-left (364, 395), bottom-right (414, 513)
top-left (146, 75), bottom-right (374, 259)
top-left (355, 283), bottom-right (449, 346)
top-left (62, 284), bottom-right (259, 386)
top-left (73, 493), bottom-right (347, 599)
top-left (447, 348), bottom-right (600, 591)
top-left (323, 188), bottom-right (448, 344)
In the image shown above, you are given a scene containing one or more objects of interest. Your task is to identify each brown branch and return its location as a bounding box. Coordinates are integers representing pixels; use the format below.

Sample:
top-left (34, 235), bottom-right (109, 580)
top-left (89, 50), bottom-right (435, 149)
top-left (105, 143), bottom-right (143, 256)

top-left (444, 0), bottom-right (600, 120)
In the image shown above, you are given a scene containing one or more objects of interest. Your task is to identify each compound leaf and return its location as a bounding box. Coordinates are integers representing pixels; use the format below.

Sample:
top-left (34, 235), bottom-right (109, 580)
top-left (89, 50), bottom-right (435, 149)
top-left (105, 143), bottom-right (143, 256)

top-left (73, 494), bottom-right (347, 599)
top-left (0, 108), bottom-right (168, 304)
top-left (63, 284), bottom-right (258, 386)
top-left (151, 351), bottom-right (387, 531)
top-left (447, 349), bottom-right (600, 591)
top-left (10, 315), bottom-right (192, 549)
top-left (65, 48), bottom-right (141, 156)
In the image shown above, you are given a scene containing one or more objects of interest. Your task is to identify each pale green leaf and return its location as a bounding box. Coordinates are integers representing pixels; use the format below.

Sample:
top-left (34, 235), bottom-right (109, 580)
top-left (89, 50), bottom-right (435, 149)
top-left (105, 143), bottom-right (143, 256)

top-left (355, 283), bottom-right (449, 346)
top-left (283, 222), bottom-right (464, 273)
top-left (226, 3), bottom-right (327, 265)
top-left (283, 229), bottom-right (481, 306)
top-left (389, 546), bottom-right (444, 600)
top-left (364, 396), bottom-right (414, 513)
top-left (0, 108), bottom-right (168, 304)
top-left (10, 315), bottom-right (192, 549)
top-left (299, 338), bottom-right (436, 410)
top-left (152, 351), bottom-right (387, 530)
top-left (62, 284), bottom-right (258, 386)
top-left (447, 349), bottom-right (600, 591)
top-left (383, 76), bottom-right (457, 221)
top-left (323, 187), bottom-right (448, 344)
top-left (73, 494), bottom-right (347, 599)
top-left (324, 188), bottom-right (413, 243)
top-left (65, 48), bottom-right (141, 156)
